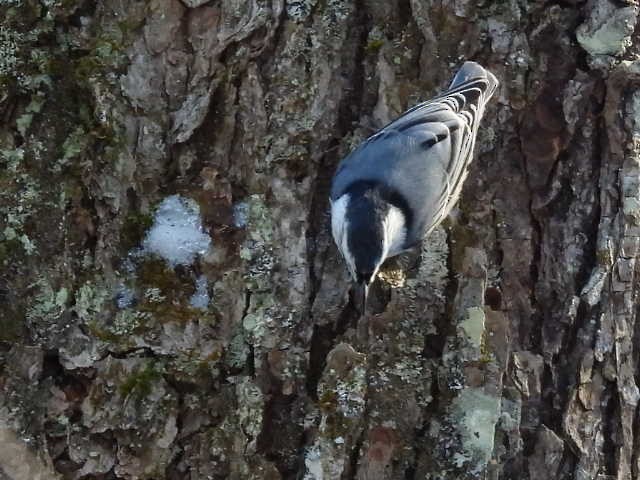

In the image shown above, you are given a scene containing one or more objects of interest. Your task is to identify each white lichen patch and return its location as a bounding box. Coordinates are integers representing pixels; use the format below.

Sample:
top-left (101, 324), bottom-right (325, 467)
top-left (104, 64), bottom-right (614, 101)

top-left (460, 307), bottom-right (486, 348)
top-left (19, 232), bottom-right (36, 254)
top-left (74, 282), bottom-right (109, 323)
top-left (0, 26), bottom-right (21, 77)
top-left (111, 311), bottom-right (147, 337)
top-left (26, 280), bottom-right (69, 325)
top-left (189, 275), bottom-right (209, 310)
top-left (303, 436), bottom-right (347, 479)
top-left (144, 287), bottom-right (165, 303)
top-left (577, 1), bottom-right (638, 58)
top-left (450, 388), bottom-right (501, 474)
top-left (142, 195), bottom-right (211, 267)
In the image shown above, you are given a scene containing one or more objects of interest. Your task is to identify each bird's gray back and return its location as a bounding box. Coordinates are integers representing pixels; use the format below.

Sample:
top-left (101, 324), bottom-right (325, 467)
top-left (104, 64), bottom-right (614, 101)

top-left (331, 61), bottom-right (498, 246)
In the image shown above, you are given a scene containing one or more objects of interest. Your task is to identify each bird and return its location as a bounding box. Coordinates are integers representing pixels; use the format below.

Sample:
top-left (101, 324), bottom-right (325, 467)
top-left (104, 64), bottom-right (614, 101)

top-left (330, 61), bottom-right (498, 314)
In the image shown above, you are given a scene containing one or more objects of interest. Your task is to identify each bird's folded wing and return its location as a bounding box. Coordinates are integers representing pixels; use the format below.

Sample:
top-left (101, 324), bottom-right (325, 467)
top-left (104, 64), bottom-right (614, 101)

top-left (331, 62), bottom-right (497, 244)
top-left (331, 105), bottom-right (471, 244)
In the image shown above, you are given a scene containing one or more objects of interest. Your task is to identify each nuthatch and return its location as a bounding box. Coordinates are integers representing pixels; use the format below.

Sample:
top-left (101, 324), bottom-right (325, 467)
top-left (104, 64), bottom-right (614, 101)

top-left (330, 61), bottom-right (498, 314)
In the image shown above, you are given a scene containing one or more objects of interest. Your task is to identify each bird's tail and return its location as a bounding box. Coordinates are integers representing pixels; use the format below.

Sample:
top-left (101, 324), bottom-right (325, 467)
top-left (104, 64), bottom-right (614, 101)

top-left (426, 61), bottom-right (498, 226)
top-left (444, 61), bottom-right (498, 107)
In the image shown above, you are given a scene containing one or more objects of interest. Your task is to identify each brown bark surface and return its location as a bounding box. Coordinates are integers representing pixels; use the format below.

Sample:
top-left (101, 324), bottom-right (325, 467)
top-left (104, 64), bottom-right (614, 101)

top-left (1, 0), bottom-right (640, 479)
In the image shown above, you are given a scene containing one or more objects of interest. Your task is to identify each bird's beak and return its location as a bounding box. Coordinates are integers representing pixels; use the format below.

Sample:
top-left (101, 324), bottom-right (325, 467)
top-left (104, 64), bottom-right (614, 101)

top-left (353, 281), bottom-right (369, 316)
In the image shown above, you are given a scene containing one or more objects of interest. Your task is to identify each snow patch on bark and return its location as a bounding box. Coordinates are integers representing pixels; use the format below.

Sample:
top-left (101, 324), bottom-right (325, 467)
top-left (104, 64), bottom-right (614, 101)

top-left (142, 195), bottom-right (211, 266)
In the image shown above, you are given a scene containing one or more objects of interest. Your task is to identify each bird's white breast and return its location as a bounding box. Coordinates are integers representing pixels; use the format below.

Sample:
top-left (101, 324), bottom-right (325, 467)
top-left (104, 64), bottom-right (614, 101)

top-left (383, 206), bottom-right (407, 258)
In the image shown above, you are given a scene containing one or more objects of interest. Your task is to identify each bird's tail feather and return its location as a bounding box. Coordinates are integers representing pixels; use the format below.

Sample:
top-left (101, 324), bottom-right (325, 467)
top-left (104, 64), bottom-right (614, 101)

top-left (427, 62), bottom-right (498, 226)
top-left (445, 61), bottom-right (498, 104)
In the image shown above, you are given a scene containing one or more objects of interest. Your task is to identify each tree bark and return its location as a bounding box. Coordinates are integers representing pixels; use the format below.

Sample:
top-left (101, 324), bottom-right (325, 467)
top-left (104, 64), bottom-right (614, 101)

top-left (1, 0), bottom-right (640, 479)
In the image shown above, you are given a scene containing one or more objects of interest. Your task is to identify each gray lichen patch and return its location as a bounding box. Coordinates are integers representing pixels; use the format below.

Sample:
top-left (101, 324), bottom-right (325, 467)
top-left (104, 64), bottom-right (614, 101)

top-left (242, 293), bottom-right (276, 345)
top-left (77, 358), bottom-right (178, 478)
top-left (322, 343), bottom-right (367, 419)
top-left (459, 307), bottom-right (486, 349)
top-left (421, 245), bottom-right (509, 477)
top-left (58, 326), bottom-right (101, 370)
top-left (236, 193), bottom-right (294, 360)
top-left (81, 357), bottom-right (172, 427)
top-left (80, 259), bottom-right (220, 372)
top-left (576, 1), bottom-right (638, 67)
top-left (236, 378), bottom-right (265, 446)
top-left (0, 156), bottom-right (43, 260)
top-left (413, 225), bottom-right (450, 294)
top-left (0, 25), bottom-right (22, 79)
top-left (450, 388), bottom-right (501, 474)
top-left (240, 194), bottom-right (275, 278)
top-left (74, 281), bottom-right (110, 323)
top-left (306, 343), bottom-right (368, 478)
top-left (384, 225), bottom-right (449, 323)
top-left (25, 280), bottom-right (69, 336)
top-left (1, 344), bottom-right (44, 410)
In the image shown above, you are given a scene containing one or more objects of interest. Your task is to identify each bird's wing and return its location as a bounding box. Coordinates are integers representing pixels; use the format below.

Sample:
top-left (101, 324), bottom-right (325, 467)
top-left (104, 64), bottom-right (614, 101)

top-left (330, 62), bottom-right (498, 245)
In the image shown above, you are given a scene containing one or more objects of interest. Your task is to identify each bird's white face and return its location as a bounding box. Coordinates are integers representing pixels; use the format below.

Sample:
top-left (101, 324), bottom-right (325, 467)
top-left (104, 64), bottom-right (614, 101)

top-left (382, 205), bottom-right (407, 258)
top-left (330, 194), bottom-right (359, 280)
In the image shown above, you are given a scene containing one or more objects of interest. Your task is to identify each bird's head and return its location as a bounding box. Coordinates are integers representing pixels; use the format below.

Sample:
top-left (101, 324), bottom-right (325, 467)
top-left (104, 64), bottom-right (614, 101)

top-left (331, 187), bottom-right (407, 314)
top-left (344, 209), bottom-right (384, 314)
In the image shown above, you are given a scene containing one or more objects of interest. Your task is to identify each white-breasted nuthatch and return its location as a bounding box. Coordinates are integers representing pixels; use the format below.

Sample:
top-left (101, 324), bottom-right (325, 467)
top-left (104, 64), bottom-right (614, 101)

top-left (330, 61), bottom-right (498, 313)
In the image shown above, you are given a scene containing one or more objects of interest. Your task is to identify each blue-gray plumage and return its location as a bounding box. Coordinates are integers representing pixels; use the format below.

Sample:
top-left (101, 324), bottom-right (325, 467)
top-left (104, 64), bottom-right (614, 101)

top-left (330, 61), bottom-right (498, 312)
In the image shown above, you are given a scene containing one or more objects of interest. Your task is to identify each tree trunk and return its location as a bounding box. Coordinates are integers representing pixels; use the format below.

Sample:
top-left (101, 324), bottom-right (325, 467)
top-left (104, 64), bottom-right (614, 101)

top-left (1, 0), bottom-right (640, 478)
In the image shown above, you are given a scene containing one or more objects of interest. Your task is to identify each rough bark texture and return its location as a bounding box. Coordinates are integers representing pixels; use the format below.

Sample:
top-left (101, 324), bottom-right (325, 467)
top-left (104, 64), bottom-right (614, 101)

top-left (1, 0), bottom-right (640, 479)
